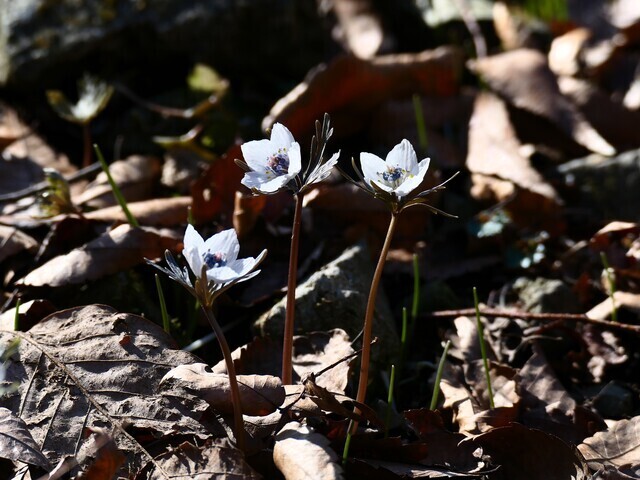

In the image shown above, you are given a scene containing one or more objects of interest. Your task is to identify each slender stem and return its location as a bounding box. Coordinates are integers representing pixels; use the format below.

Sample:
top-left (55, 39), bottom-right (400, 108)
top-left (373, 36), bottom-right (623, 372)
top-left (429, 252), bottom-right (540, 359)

top-left (473, 287), bottom-right (494, 409)
top-left (282, 192), bottom-right (303, 385)
top-left (384, 364), bottom-right (396, 438)
top-left (155, 274), bottom-right (171, 334)
top-left (600, 252), bottom-right (618, 322)
top-left (430, 340), bottom-right (451, 410)
top-left (352, 213), bottom-right (398, 428)
top-left (201, 306), bottom-right (246, 452)
top-left (82, 123), bottom-right (92, 168)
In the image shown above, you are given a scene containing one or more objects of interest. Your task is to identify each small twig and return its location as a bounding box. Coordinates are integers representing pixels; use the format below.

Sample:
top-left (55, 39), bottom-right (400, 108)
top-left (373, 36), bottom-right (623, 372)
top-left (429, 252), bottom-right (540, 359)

top-left (451, 0), bottom-right (487, 58)
top-left (428, 308), bottom-right (640, 334)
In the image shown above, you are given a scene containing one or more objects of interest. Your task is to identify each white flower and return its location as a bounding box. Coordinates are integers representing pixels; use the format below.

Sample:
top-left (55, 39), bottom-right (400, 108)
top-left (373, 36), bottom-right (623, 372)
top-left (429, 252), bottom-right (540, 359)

top-left (360, 139), bottom-right (430, 200)
top-left (240, 123), bottom-right (302, 194)
top-left (183, 225), bottom-right (263, 284)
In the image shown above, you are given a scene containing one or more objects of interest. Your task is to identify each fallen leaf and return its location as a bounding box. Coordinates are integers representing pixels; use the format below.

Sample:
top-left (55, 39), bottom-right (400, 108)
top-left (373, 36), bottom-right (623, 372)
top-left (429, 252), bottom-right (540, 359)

top-left (135, 439), bottom-right (260, 480)
top-left (74, 155), bottom-right (162, 208)
top-left (264, 47), bottom-right (463, 142)
top-left (586, 291), bottom-right (640, 320)
top-left (0, 102), bottom-right (26, 149)
top-left (549, 28), bottom-right (592, 77)
top-left (0, 304), bottom-right (217, 477)
top-left (77, 429), bottom-right (126, 480)
top-left (331, 0), bottom-right (387, 58)
top-left (469, 49), bottom-right (616, 156)
top-left (463, 423), bottom-right (590, 480)
top-left (19, 224), bottom-right (180, 287)
top-left (82, 196), bottom-right (191, 227)
top-left (232, 190), bottom-right (266, 239)
top-left (558, 76), bottom-right (640, 152)
top-left (4, 131), bottom-right (75, 175)
top-left (161, 363), bottom-right (285, 416)
top-left (0, 225), bottom-right (38, 262)
top-left (0, 299), bottom-right (56, 332)
top-left (0, 407), bottom-right (50, 470)
top-left (274, 421), bottom-right (344, 480)
top-left (579, 416), bottom-right (640, 470)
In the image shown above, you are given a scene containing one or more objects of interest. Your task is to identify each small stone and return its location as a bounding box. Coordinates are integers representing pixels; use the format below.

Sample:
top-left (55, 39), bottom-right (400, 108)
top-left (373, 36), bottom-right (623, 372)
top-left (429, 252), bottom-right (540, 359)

top-left (513, 277), bottom-right (581, 313)
top-left (254, 242), bottom-right (399, 365)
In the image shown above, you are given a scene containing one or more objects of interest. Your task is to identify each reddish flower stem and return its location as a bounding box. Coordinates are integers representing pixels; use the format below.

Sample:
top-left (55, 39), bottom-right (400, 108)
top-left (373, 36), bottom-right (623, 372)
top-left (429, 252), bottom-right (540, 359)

top-left (351, 212), bottom-right (398, 431)
top-left (201, 306), bottom-right (246, 453)
top-left (82, 123), bottom-right (92, 168)
top-left (282, 192), bottom-right (303, 385)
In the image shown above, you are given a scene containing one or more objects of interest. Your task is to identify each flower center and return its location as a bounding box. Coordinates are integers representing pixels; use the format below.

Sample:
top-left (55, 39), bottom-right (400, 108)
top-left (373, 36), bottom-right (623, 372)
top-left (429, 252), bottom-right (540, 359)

top-left (378, 166), bottom-right (408, 187)
top-left (203, 251), bottom-right (227, 268)
top-left (266, 150), bottom-right (290, 177)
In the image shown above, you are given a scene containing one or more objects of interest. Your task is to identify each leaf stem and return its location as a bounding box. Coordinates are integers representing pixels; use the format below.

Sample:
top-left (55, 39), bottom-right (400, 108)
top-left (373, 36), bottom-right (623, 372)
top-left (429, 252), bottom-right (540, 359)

top-left (430, 340), bottom-right (451, 410)
top-left (94, 144), bottom-right (139, 228)
top-left (473, 287), bottom-right (494, 409)
top-left (282, 193), bottom-right (303, 385)
top-left (201, 306), bottom-right (246, 452)
top-left (600, 252), bottom-right (618, 322)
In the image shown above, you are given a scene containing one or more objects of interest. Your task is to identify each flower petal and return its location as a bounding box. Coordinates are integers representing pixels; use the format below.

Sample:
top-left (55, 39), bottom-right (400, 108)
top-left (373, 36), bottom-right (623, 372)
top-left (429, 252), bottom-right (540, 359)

top-left (369, 179), bottom-right (394, 193)
top-left (241, 139), bottom-right (273, 171)
top-left (270, 123), bottom-right (295, 150)
top-left (287, 142), bottom-right (302, 176)
top-left (394, 159), bottom-right (430, 198)
top-left (360, 152), bottom-right (387, 185)
top-left (229, 257), bottom-right (258, 278)
top-left (386, 139), bottom-right (418, 172)
top-left (206, 265), bottom-right (243, 283)
top-left (254, 174), bottom-right (292, 194)
top-left (204, 229), bottom-right (239, 263)
top-left (183, 224), bottom-right (205, 275)
top-left (241, 171), bottom-right (270, 190)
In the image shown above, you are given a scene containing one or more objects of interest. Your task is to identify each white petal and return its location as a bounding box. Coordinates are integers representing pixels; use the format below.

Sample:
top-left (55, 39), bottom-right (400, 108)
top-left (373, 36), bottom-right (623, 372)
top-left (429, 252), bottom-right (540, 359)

top-left (370, 179), bottom-right (394, 193)
top-left (204, 229), bottom-right (239, 263)
top-left (241, 139), bottom-right (273, 171)
top-left (394, 161), bottom-right (430, 198)
top-left (360, 152), bottom-right (387, 185)
top-left (287, 142), bottom-right (302, 176)
top-left (183, 224), bottom-right (205, 275)
top-left (206, 265), bottom-right (242, 283)
top-left (255, 174), bottom-right (292, 194)
top-left (386, 139), bottom-right (418, 172)
top-left (229, 257), bottom-right (257, 278)
top-left (270, 123), bottom-right (295, 150)
top-left (241, 171), bottom-right (270, 190)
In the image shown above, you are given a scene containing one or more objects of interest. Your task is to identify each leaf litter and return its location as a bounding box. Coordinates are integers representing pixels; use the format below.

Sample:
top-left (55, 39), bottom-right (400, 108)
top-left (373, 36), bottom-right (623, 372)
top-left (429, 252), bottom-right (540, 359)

top-left (2, 1), bottom-right (640, 478)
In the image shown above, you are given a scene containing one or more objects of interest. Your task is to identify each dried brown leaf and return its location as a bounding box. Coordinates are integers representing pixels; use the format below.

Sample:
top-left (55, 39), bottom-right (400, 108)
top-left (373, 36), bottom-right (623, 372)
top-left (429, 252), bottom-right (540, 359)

top-left (232, 190), bottom-right (266, 239)
top-left (0, 299), bottom-right (56, 331)
top-left (74, 155), bottom-right (162, 208)
top-left (0, 304), bottom-right (217, 477)
top-left (161, 363), bottom-right (285, 416)
top-left (0, 225), bottom-right (38, 263)
top-left (82, 196), bottom-right (191, 227)
top-left (19, 224), bottom-right (180, 287)
top-left (274, 421), bottom-right (344, 480)
top-left (464, 424), bottom-right (590, 479)
top-left (579, 416), bottom-right (640, 470)
top-left (135, 439), bottom-right (260, 480)
top-left (0, 407), bottom-right (50, 470)
top-left (264, 47), bottom-right (463, 142)
top-left (332, 0), bottom-right (386, 58)
top-left (76, 429), bottom-right (126, 480)
top-left (587, 291), bottom-right (640, 321)
top-left (0, 102), bottom-right (26, 149)
top-left (469, 49), bottom-right (616, 156)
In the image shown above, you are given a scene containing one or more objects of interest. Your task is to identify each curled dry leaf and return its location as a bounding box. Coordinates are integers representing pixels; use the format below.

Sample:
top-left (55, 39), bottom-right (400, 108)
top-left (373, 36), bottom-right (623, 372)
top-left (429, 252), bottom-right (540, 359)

top-left (274, 422), bottom-right (344, 480)
top-left (0, 224), bottom-right (38, 263)
top-left (82, 196), bottom-right (192, 227)
top-left (74, 155), bottom-right (162, 208)
top-left (19, 224), bottom-right (180, 287)
top-left (264, 47), bottom-right (463, 141)
top-left (469, 49), bottom-right (616, 156)
top-left (0, 305), bottom-right (216, 477)
top-left (161, 363), bottom-right (285, 416)
top-left (76, 429), bottom-right (126, 480)
top-left (135, 439), bottom-right (260, 480)
top-left (579, 416), bottom-right (640, 471)
top-left (0, 407), bottom-right (50, 470)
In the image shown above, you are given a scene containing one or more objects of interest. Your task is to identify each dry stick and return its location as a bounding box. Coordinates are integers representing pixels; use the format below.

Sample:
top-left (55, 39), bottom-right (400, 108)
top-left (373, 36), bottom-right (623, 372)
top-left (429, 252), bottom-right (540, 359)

top-left (428, 308), bottom-right (640, 334)
top-left (282, 192), bottom-right (303, 385)
top-left (201, 307), bottom-right (246, 453)
top-left (351, 212), bottom-right (399, 432)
